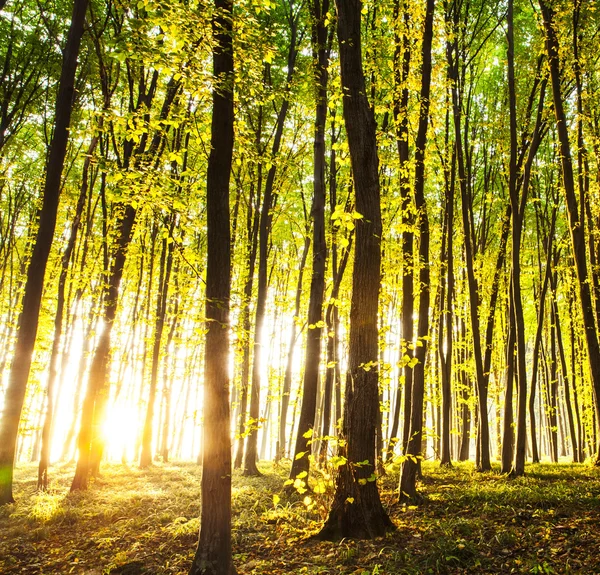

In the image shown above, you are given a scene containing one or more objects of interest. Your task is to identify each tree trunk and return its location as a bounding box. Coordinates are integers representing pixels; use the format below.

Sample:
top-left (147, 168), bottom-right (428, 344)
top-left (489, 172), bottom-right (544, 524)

top-left (289, 0), bottom-right (330, 483)
top-left (0, 0), bottom-right (88, 505)
top-left (317, 0), bottom-right (392, 540)
top-left (398, 0), bottom-right (435, 503)
top-left (37, 134), bottom-right (98, 489)
top-left (552, 281), bottom-right (579, 461)
top-left (501, 293), bottom-right (516, 473)
top-left (448, 4), bottom-right (490, 472)
top-left (539, 0), bottom-right (600, 464)
top-left (189, 0), bottom-right (235, 571)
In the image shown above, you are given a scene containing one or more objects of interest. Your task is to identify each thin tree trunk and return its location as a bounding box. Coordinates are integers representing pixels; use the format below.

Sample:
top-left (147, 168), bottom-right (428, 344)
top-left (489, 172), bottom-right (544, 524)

top-left (244, 20), bottom-right (299, 476)
top-left (38, 134), bottom-right (98, 489)
top-left (140, 219), bottom-right (175, 468)
top-left (278, 235), bottom-right (309, 460)
top-left (399, 0), bottom-right (435, 503)
top-left (289, 0), bottom-right (330, 481)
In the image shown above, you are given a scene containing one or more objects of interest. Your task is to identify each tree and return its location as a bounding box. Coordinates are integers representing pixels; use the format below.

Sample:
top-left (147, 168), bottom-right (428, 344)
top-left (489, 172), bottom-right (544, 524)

top-left (0, 0), bottom-right (88, 505)
top-left (398, 0), bottom-right (435, 502)
top-left (539, 0), bottom-right (600, 464)
top-left (188, 0), bottom-right (235, 572)
top-left (317, 0), bottom-right (392, 540)
top-left (289, 0), bottom-right (330, 484)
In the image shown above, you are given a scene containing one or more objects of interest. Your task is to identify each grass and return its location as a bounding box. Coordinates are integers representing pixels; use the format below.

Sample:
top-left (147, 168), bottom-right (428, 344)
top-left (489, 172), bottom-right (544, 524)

top-left (1, 460), bottom-right (599, 574)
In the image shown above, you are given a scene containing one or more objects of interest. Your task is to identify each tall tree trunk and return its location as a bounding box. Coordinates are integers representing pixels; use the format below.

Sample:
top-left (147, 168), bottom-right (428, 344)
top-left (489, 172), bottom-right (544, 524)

top-left (439, 144), bottom-right (455, 467)
top-left (0, 0), bottom-right (88, 505)
top-left (391, 0), bottom-right (414, 456)
top-left (448, 4), bottom-right (490, 471)
top-left (289, 0), bottom-right (330, 482)
top-left (398, 0), bottom-right (435, 503)
top-left (317, 0), bottom-right (392, 540)
top-left (539, 0), bottom-right (600, 464)
top-left (189, 0), bottom-right (235, 571)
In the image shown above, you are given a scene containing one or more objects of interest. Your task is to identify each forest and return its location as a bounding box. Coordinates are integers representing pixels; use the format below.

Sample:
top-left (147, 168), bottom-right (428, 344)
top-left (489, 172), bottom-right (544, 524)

top-left (1, 0), bottom-right (600, 573)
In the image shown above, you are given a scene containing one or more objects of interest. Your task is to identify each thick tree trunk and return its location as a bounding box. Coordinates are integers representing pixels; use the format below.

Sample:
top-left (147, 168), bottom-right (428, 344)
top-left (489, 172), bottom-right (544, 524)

top-left (0, 0), bottom-right (88, 505)
top-left (189, 0), bottom-right (235, 572)
top-left (317, 0), bottom-right (392, 540)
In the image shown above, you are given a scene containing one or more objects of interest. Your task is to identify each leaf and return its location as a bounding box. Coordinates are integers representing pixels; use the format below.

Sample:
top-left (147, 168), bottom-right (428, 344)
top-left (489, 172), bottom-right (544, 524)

top-left (302, 428), bottom-right (314, 439)
top-left (295, 451), bottom-right (307, 460)
top-left (273, 494), bottom-right (280, 507)
top-left (345, 497), bottom-right (355, 504)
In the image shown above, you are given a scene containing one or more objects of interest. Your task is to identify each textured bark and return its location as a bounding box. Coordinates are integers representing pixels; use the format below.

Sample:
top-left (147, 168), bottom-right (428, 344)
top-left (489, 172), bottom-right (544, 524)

top-left (188, 0), bottom-right (235, 572)
top-left (0, 0), bottom-right (88, 505)
top-left (317, 0), bottom-right (392, 540)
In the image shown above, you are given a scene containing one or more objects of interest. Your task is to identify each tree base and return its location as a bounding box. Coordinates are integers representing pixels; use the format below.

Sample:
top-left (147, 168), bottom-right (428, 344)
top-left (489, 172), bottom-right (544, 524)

top-left (242, 460), bottom-right (262, 477)
top-left (315, 467), bottom-right (394, 541)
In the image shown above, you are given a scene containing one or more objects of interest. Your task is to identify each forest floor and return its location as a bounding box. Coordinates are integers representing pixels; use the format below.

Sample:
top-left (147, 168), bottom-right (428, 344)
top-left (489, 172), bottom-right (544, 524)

top-left (1, 459), bottom-right (599, 574)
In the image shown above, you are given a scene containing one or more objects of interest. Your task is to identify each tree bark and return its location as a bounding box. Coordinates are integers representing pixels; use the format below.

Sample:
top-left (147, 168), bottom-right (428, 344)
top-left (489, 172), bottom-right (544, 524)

top-left (189, 0), bottom-right (235, 572)
top-left (317, 0), bottom-right (392, 540)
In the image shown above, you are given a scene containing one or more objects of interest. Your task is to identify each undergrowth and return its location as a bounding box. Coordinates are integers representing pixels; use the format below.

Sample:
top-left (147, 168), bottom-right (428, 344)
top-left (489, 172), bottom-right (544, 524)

top-left (1, 460), bottom-right (599, 574)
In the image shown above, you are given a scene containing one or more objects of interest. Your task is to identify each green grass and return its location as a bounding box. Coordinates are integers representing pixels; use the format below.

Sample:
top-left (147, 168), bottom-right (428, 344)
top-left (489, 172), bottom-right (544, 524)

top-left (1, 460), bottom-right (599, 574)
